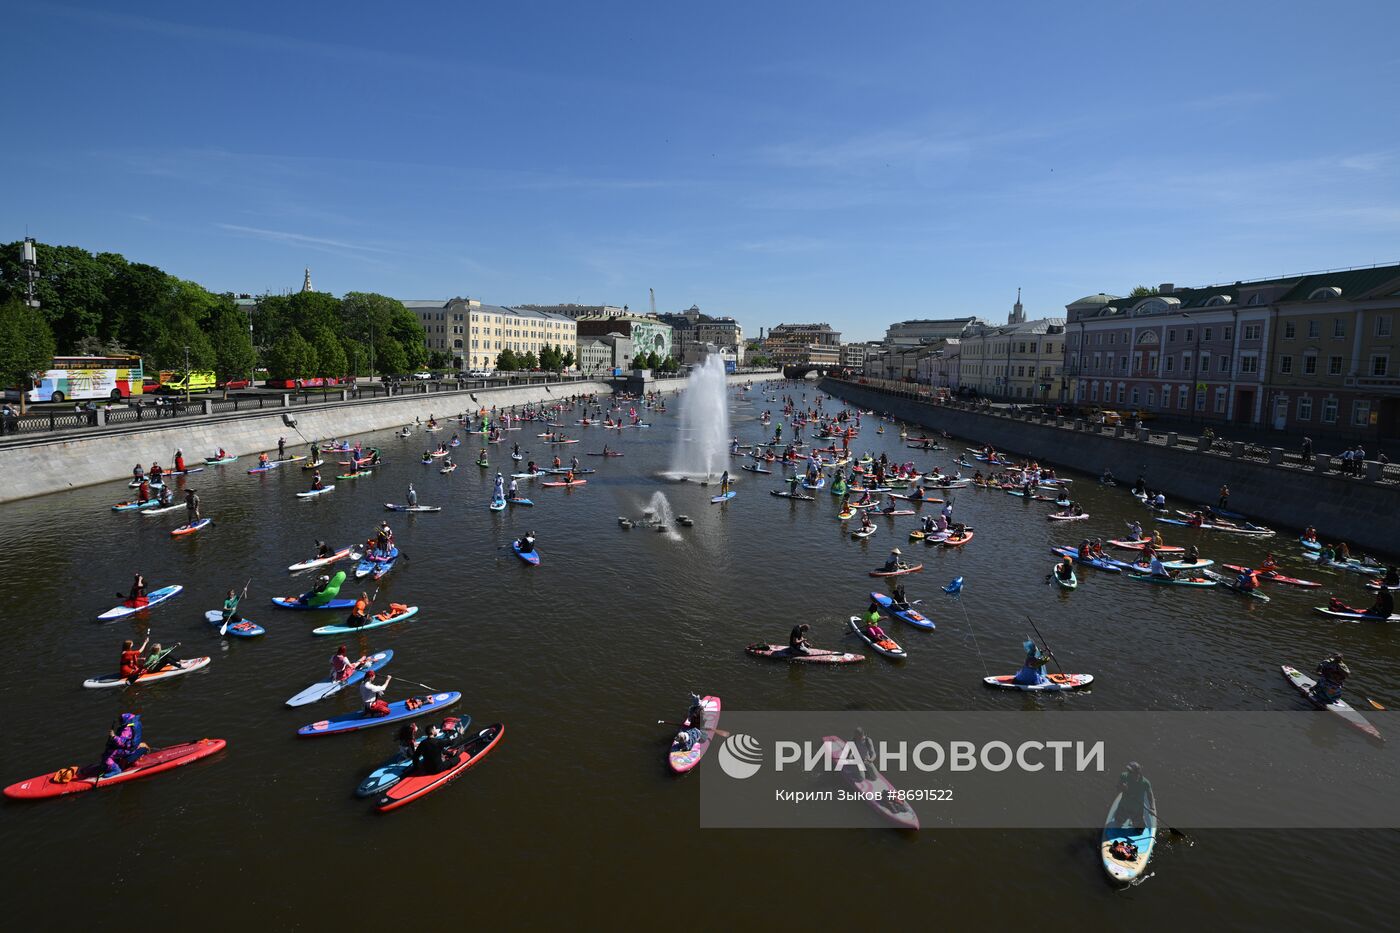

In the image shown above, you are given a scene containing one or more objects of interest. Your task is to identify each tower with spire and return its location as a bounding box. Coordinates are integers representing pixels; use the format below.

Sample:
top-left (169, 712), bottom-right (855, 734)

top-left (1008, 287), bottom-right (1025, 325)
top-left (301, 268), bottom-right (313, 293)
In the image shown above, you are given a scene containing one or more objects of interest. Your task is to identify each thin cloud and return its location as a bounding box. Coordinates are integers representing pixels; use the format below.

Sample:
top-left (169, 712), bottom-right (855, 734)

top-left (215, 224), bottom-right (395, 255)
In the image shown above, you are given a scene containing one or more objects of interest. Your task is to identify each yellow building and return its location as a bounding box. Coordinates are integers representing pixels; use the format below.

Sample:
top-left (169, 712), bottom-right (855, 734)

top-left (403, 298), bottom-right (577, 371)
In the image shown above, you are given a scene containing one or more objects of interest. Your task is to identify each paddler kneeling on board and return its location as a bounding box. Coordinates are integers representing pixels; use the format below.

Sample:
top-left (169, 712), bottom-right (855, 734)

top-left (119, 637), bottom-right (151, 681)
top-left (674, 694), bottom-right (710, 752)
top-left (359, 669), bottom-right (393, 716)
top-left (158, 485), bottom-right (175, 507)
top-left (1012, 639), bottom-right (1052, 687)
top-left (789, 623), bottom-right (814, 656)
top-left (859, 510), bottom-right (875, 535)
top-left (101, 713), bottom-right (149, 777)
top-left (863, 603), bottom-right (889, 641)
top-left (331, 645), bottom-right (368, 683)
top-left (345, 591), bottom-right (372, 628)
top-left (315, 540), bottom-right (334, 560)
top-left (126, 573), bottom-right (148, 608)
top-left (309, 471), bottom-right (325, 492)
top-left (1311, 653), bottom-right (1349, 703)
top-left (1054, 557), bottom-right (1075, 583)
top-left (1235, 568), bottom-right (1261, 593)
top-left (1146, 552), bottom-right (1176, 580)
top-left (1367, 586), bottom-right (1395, 620)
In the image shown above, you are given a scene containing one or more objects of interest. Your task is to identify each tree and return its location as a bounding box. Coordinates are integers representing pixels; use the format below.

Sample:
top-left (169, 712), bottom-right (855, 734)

top-left (538, 345), bottom-right (559, 372)
top-left (208, 307), bottom-right (257, 396)
top-left (659, 355), bottom-right (680, 373)
top-left (373, 337), bottom-right (408, 377)
top-left (312, 325), bottom-right (347, 378)
top-left (0, 298), bottom-right (56, 413)
top-left (520, 350), bottom-right (538, 371)
top-left (1128, 285), bottom-right (1158, 298)
top-left (149, 314), bottom-right (215, 373)
top-left (427, 350), bottom-right (452, 370)
top-left (266, 329), bottom-right (317, 381)
top-left (495, 348), bottom-right (520, 371)
top-left (561, 349), bottom-right (575, 371)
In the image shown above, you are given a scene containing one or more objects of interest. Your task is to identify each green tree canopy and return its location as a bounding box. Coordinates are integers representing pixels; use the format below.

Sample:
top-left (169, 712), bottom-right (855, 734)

top-left (209, 306), bottom-right (257, 390)
top-left (373, 337), bottom-right (407, 377)
top-left (495, 348), bottom-right (519, 371)
top-left (149, 314), bottom-right (215, 372)
top-left (1128, 285), bottom-right (1158, 298)
top-left (311, 325), bottom-right (347, 378)
top-left (561, 349), bottom-right (575, 370)
top-left (0, 298), bottom-right (57, 412)
top-left (519, 350), bottom-right (538, 370)
top-left (266, 329), bottom-right (317, 381)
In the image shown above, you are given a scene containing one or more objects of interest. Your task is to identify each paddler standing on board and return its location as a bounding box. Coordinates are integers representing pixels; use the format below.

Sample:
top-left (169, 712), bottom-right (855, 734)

top-left (1115, 762), bottom-right (1152, 827)
top-left (406, 483), bottom-right (418, 509)
top-left (173, 449), bottom-right (185, 473)
top-left (719, 470), bottom-right (731, 496)
top-left (184, 488), bottom-right (201, 524)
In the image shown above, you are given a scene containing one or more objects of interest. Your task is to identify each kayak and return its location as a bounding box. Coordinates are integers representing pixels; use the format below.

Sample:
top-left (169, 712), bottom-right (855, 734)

top-left (205, 456), bottom-right (238, 465)
top-left (170, 517), bottom-right (212, 537)
top-left (1311, 607), bottom-right (1400, 622)
top-left (97, 584), bottom-right (182, 622)
top-left (1108, 539), bottom-right (1185, 554)
top-left (112, 499), bottom-right (160, 512)
top-left (1101, 788), bottom-right (1157, 883)
top-left (83, 657), bottom-right (211, 689)
top-left (669, 696), bottom-right (721, 774)
top-left (822, 736), bottom-right (920, 829)
top-left (745, 644), bottom-right (864, 664)
top-left (1158, 558), bottom-right (1214, 571)
top-left (869, 564), bottom-right (923, 578)
top-left (384, 504), bottom-right (442, 512)
top-left (1050, 546), bottom-right (1127, 573)
top-left (311, 605), bottom-right (420, 636)
top-left (297, 691), bottom-right (460, 737)
top-left (770, 491), bottom-right (815, 501)
top-left (376, 722), bottom-right (504, 812)
top-left (507, 497), bottom-right (534, 507)
top-left (984, 673), bottom-right (1094, 691)
top-left (203, 609), bottom-right (266, 637)
top-left (354, 719), bottom-right (475, 797)
top-left (288, 547), bottom-right (354, 572)
top-left (4, 739), bottom-right (227, 801)
top-left (848, 616), bottom-right (907, 658)
top-left (869, 592), bottom-right (934, 630)
top-left (1281, 665), bottom-right (1381, 738)
top-left (710, 491), bottom-right (737, 503)
top-left (513, 541), bottom-right (541, 566)
top-left (1052, 567), bottom-right (1078, 590)
top-left (1201, 569), bottom-right (1271, 601)
top-left (296, 485), bottom-right (336, 498)
top-left (541, 480), bottom-right (588, 488)
top-left (1125, 573), bottom-right (1217, 587)
top-left (285, 650), bottom-right (395, 707)
top-left (942, 531), bottom-right (974, 547)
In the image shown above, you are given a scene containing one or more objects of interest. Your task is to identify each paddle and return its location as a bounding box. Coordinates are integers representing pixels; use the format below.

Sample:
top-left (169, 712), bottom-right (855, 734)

top-left (1025, 616), bottom-right (1061, 672)
top-left (1367, 697), bottom-right (1387, 711)
top-left (391, 676), bottom-right (439, 692)
top-left (221, 579), bottom-right (251, 636)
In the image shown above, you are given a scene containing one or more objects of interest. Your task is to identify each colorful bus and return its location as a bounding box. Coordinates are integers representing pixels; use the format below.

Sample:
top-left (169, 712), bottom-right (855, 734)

top-left (27, 356), bottom-right (145, 403)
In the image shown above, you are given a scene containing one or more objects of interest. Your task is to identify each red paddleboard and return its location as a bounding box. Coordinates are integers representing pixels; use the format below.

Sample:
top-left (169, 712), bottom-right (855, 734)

top-left (377, 724), bottom-right (504, 813)
top-left (942, 531), bottom-right (975, 547)
top-left (1221, 565), bottom-right (1321, 588)
top-left (869, 563), bottom-right (923, 577)
top-left (1107, 539), bottom-right (1184, 554)
top-left (4, 739), bottom-right (227, 800)
top-left (540, 480), bottom-right (587, 487)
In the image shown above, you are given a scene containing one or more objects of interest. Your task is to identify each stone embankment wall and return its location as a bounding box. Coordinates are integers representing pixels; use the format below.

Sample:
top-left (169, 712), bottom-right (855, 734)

top-left (821, 379), bottom-right (1399, 556)
top-left (0, 372), bottom-right (770, 502)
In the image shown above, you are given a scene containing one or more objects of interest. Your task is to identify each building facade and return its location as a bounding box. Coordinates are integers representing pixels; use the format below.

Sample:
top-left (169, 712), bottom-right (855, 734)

top-left (658, 305), bottom-right (744, 365)
top-left (403, 298), bottom-right (577, 371)
top-left (883, 317), bottom-right (985, 349)
top-left (576, 332), bottom-right (635, 375)
top-left (516, 304), bottom-right (625, 321)
top-left (763, 322), bottom-right (842, 366)
top-left (576, 312), bottom-right (673, 360)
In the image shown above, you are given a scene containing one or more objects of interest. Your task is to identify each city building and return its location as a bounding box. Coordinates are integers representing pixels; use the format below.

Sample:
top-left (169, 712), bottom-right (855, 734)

top-left (883, 317), bottom-right (985, 349)
top-left (953, 293), bottom-right (1065, 400)
top-left (516, 303), bottom-right (625, 321)
top-left (657, 305), bottom-right (744, 365)
top-left (575, 312), bottom-right (673, 360)
top-left (840, 341), bottom-right (883, 371)
top-left (918, 338), bottom-right (961, 390)
top-left (762, 323), bottom-right (842, 366)
top-left (402, 298), bottom-right (577, 371)
top-left (576, 332), bottom-right (635, 375)
top-left (1064, 263), bottom-right (1400, 438)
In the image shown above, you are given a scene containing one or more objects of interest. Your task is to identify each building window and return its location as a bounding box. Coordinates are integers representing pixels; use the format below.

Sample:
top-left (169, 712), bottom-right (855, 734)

top-left (1297, 396), bottom-right (1312, 421)
top-left (1219, 356), bottom-right (1231, 372)
top-left (1284, 321), bottom-right (1296, 339)
top-left (1168, 329), bottom-right (1177, 343)
top-left (1333, 319), bottom-right (1345, 338)
top-left (1120, 357), bottom-right (1129, 373)
top-left (1185, 329), bottom-right (1194, 342)
top-left (1147, 389), bottom-right (1155, 407)
top-left (1378, 316), bottom-right (1393, 337)
top-left (1131, 387), bottom-right (1140, 405)
top-left (1091, 383), bottom-right (1099, 402)
top-left (1279, 355), bottom-right (1293, 374)
top-left (1107, 335), bottom-right (1115, 346)
top-left (1178, 385), bottom-right (1188, 408)
top-left (1204, 327), bottom-right (1213, 341)
top-left (1303, 354), bottom-right (1318, 375)
top-left (1116, 384), bottom-right (1125, 403)
top-left (1195, 390), bottom-right (1206, 412)
top-left (1165, 356), bottom-right (1175, 372)
top-left (1373, 355), bottom-right (1390, 377)
top-left (1239, 356), bottom-right (1258, 374)
top-left (1353, 400), bottom-right (1372, 426)
top-left (1243, 324), bottom-right (1261, 340)
top-left (1224, 326), bottom-right (1234, 340)
top-left (1214, 388), bottom-right (1227, 413)
top-left (1199, 354), bottom-right (1209, 372)
top-left (1322, 398), bottom-right (1338, 423)
top-left (1307, 320), bottom-right (1319, 338)
top-left (1328, 356), bottom-right (1343, 375)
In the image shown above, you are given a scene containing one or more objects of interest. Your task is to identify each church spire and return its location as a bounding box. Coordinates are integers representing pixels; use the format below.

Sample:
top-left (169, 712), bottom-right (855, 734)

top-left (302, 268), bottom-right (313, 293)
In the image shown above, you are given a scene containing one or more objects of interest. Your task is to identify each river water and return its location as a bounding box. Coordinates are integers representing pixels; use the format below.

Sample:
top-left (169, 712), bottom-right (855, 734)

top-left (2, 380), bottom-right (1395, 928)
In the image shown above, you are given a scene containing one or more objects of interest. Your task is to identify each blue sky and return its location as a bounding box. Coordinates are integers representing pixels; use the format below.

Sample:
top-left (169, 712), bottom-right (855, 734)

top-left (6, 1), bottom-right (1399, 340)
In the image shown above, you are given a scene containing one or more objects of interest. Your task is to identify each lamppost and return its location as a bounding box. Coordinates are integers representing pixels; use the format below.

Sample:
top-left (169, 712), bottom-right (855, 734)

top-left (183, 345), bottom-right (191, 406)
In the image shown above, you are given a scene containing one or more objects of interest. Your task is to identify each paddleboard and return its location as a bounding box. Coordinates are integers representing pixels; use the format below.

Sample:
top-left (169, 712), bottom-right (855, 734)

top-left (869, 563), bottom-right (923, 578)
top-left (285, 650), bottom-right (395, 707)
top-left (1282, 665), bottom-right (1381, 738)
top-left (745, 644), bottom-right (864, 664)
top-left (384, 504), bottom-right (442, 512)
top-left (311, 605), bottom-right (420, 636)
top-left (669, 697), bottom-right (720, 774)
top-left (203, 609), bottom-right (266, 637)
top-left (848, 616), bottom-right (907, 658)
top-left (983, 673), bottom-right (1094, 691)
top-left (375, 723), bottom-right (504, 812)
top-left (170, 517), bottom-right (212, 536)
top-left (512, 541), bottom-right (540, 566)
top-left (83, 657), bottom-right (212, 689)
top-left (823, 736), bottom-right (920, 829)
top-left (869, 592), bottom-right (934, 630)
top-left (297, 692), bottom-right (460, 737)
top-left (3, 739), bottom-right (227, 800)
top-left (710, 491), bottom-right (737, 503)
top-left (296, 485), bottom-right (336, 498)
top-left (288, 547), bottom-right (353, 572)
top-left (97, 584), bottom-right (182, 622)
top-left (1101, 789), bottom-right (1157, 883)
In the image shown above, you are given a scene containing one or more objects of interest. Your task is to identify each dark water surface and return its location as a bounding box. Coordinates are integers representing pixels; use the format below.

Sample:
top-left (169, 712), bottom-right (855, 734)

top-left (3, 381), bottom-right (1395, 929)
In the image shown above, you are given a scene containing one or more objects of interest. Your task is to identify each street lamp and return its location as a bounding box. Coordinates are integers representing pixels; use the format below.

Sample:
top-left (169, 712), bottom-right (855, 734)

top-left (183, 345), bottom-right (191, 406)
